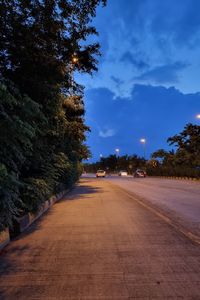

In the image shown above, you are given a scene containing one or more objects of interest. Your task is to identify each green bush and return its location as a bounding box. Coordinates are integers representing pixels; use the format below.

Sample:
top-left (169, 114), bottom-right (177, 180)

top-left (0, 164), bottom-right (21, 231)
top-left (0, 80), bottom-right (89, 231)
top-left (21, 178), bottom-right (51, 213)
top-left (147, 165), bottom-right (200, 178)
top-left (42, 152), bottom-right (73, 192)
top-left (0, 82), bottom-right (46, 229)
top-left (0, 0), bottom-right (105, 231)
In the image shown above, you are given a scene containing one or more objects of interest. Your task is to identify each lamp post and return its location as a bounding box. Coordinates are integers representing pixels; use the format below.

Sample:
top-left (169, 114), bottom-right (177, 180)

top-left (115, 148), bottom-right (120, 157)
top-left (140, 138), bottom-right (146, 159)
top-left (115, 148), bottom-right (120, 173)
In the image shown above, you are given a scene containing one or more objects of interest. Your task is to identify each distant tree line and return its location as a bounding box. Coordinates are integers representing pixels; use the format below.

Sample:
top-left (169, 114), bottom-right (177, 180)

top-left (149, 123), bottom-right (200, 178)
top-left (0, 0), bottom-right (106, 231)
top-left (85, 154), bottom-right (146, 173)
top-left (85, 123), bottom-right (200, 178)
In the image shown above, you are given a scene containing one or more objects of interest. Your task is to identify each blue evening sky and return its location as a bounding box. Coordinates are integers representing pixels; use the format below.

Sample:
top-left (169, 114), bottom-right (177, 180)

top-left (77, 0), bottom-right (200, 161)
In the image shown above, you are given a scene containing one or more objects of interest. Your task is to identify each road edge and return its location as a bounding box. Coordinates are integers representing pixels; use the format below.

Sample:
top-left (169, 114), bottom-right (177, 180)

top-left (108, 181), bottom-right (200, 246)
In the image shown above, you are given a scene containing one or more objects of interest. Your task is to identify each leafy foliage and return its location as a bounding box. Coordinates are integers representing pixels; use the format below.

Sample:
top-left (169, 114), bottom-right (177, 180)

top-left (0, 163), bottom-right (21, 231)
top-left (0, 0), bottom-right (106, 100)
top-left (167, 123), bottom-right (200, 167)
top-left (85, 154), bottom-right (146, 174)
top-left (150, 124), bottom-right (200, 178)
top-left (0, 1), bottom-right (106, 230)
top-left (21, 178), bottom-right (51, 213)
top-left (0, 82), bottom-right (46, 229)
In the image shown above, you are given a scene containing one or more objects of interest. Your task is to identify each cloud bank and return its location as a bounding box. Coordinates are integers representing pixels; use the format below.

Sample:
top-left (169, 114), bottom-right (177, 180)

top-left (85, 84), bottom-right (200, 160)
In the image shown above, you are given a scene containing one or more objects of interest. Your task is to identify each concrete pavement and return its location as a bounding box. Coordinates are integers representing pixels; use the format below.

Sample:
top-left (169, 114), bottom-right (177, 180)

top-left (0, 178), bottom-right (200, 299)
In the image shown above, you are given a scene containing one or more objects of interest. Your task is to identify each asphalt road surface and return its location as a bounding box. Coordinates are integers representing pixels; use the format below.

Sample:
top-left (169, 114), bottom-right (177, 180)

top-left (106, 176), bottom-right (200, 242)
top-left (0, 178), bottom-right (200, 299)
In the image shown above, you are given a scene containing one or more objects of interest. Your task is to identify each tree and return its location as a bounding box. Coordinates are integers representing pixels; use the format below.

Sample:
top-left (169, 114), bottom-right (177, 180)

top-left (85, 154), bottom-right (146, 174)
top-left (147, 124), bottom-right (200, 178)
top-left (167, 123), bottom-right (200, 166)
top-left (0, 0), bottom-right (106, 99)
top-left (0, 0), bottom-right (107, 230)
top-left (0, 81), bottom-right (46, 229)
top-left (151, 149), bottom-right (175, 165)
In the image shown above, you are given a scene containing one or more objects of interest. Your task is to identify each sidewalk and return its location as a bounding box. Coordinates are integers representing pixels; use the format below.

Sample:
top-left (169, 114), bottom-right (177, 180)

top-left (0, 178), bottom-right (200, 299)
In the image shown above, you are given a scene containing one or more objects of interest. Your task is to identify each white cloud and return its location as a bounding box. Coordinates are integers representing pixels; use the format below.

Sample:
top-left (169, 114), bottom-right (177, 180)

top-left (99, 128), bottom-right (116, 138)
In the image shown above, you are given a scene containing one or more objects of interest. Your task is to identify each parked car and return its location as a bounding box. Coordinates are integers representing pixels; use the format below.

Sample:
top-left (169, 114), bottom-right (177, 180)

top-left (96, 170), bottom-right (106, 178)
top-left (133, 169), bottom-right (147, 178)
top-left (118, 170), bottom-right (128, 176)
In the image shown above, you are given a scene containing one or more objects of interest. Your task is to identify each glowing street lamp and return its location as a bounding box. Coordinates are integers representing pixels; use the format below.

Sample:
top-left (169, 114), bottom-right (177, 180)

top-left (115, 148), bottom-right (120, 156)
top-left (140, 138), bottom-right (146, 159)
top-left (70, 53), bottom-right (79, 94)
top-left (100, 154), bottom-right (103, 159)
top-left (196, 114), bottom-right (200, 120)
top-left (140, 138), bottom-right (146, 143)
top-left (72, 55), bottom-right (79, 64)
top-left (115, 148), bottom-right (120, 172)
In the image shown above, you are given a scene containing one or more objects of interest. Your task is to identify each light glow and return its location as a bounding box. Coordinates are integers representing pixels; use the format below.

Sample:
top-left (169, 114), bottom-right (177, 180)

top-left (140, 138), bottom-right (146, 143)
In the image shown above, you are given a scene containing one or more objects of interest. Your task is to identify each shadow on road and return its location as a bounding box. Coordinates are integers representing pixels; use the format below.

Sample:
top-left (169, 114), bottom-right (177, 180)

top-left (0, 243), bottom-right (31, 300)
top-left (0, 243), bottom-right (30, 273)
top-left (0, 179), bottom-right (102, 292)
top-left (59, 182), bottom-right (103, 203)
top-left (1, 181), bottom-right (102, 247)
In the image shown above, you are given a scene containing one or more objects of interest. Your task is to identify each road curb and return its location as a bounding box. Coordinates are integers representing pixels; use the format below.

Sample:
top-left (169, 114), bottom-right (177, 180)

top-left (0, 228), bottom-right (10, 251)
top-left (151, 176), bottom-right (200, 182)
top-left (0, 188), bottom-right (71, 252)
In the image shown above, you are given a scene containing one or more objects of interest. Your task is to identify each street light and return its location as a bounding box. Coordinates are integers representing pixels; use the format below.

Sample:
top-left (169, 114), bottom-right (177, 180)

top-left (100, 154), bottom-right (103, 159)
top-left (140, 138), bottom-right (146, 159)
top-left (115, 148), bottom-right (120, 173)
top-left (72, 55), bottom-right (79, 64)
top-left (196, 114), bottom-right (200, 119)
top-left (115, 148), bottom-right (120, 156)
top-left (70, 53), bottom-right (79, 94)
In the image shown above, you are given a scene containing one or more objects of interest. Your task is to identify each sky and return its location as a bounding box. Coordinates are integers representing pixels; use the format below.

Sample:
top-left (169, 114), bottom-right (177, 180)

top-left (77, 0), bottom-right (200, 161)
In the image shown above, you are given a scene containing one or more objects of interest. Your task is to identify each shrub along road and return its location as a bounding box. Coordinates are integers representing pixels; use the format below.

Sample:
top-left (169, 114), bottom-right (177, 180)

top-left (0, 178), bottom-right (200, 299)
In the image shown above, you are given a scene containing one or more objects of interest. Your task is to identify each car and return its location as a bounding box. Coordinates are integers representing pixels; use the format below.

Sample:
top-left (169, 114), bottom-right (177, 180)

top-left (118, 170), bottom-right (128, 176)
top-left (133, 169), bottom-right (147, 178)
top-left (96, 170), bottom-right (106, 178)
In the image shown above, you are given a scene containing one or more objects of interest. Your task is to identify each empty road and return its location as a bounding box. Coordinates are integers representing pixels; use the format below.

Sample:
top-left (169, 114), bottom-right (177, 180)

top-left (107, 176), bottom-right (200, 241)
top-left (0, 178), bottom-right (200, 299)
